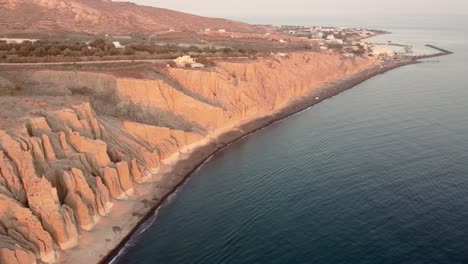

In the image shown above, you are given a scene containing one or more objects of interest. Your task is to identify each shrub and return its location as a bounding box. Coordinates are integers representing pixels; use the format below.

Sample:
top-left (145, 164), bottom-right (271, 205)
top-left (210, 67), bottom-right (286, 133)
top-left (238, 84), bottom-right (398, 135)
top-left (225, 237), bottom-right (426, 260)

top-left (328, 44), bottom-right (343, 50)
top-left (63, 48), bottom-right (73, 56)
top-left (123, 47), bottom-right (135, 55)
top-left (18, 46), bottom-right (31, 57)
top-left (197, 57), bottom-right (215, 67)
top-left (47, 46), bottom-right (61, 56)
top-left (221, 47), bottom-right (233, 53)
top-left (109, 47), bottom-right (121, 56)
top-left (32, 47), bottom-right (46, 57)
top-left (203, 46), bottom-right (217, 54)
top-left (90, 38), bottom-right (107, 49)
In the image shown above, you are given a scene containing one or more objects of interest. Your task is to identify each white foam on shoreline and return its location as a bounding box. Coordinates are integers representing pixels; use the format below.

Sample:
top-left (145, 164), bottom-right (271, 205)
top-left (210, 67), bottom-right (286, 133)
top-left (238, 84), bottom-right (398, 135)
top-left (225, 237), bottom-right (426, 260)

top-left (108, 153), bottom-right (217, 264)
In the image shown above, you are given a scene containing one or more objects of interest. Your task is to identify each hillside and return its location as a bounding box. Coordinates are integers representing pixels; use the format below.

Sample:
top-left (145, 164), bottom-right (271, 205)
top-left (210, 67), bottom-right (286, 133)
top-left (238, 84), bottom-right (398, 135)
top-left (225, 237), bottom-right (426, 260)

top-left (0, 0), bottom-right (258, 36)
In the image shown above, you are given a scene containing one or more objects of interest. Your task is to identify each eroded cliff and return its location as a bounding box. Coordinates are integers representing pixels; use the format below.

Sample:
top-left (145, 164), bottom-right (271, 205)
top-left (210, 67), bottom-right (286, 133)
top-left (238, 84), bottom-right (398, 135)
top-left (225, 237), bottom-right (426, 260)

top-left (0, 52), bottom-right (379, 263)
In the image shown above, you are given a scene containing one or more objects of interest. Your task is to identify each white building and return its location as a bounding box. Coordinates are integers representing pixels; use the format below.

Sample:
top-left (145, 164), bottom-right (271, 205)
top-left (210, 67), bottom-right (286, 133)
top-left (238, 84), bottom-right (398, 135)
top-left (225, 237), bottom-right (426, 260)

top-left (191, 63), bottom-right (205, 69)
top-left (112, 41), bottom-right (124, 49)
top-left (326, 34), bottom-right (335, 40)
top-left (173, 55), bottom-right (195, 67)
top-left (0, 38), bottom-right (38, 44)
top-left (311, 32), bottom-right (324, 39)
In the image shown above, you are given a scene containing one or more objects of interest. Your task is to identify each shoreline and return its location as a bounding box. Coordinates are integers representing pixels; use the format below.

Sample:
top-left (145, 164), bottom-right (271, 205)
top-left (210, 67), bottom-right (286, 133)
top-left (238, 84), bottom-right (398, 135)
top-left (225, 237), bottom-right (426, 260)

top-left (98, 58), bottom-right (422, 264)
top-left (98, 45), bottom-right (453, 264)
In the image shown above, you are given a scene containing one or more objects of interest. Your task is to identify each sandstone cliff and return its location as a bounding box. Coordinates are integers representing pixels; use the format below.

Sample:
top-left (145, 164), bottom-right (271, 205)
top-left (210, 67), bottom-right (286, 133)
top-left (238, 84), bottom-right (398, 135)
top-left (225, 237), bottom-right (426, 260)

top-left (0, 52), bottom-right (379, 263)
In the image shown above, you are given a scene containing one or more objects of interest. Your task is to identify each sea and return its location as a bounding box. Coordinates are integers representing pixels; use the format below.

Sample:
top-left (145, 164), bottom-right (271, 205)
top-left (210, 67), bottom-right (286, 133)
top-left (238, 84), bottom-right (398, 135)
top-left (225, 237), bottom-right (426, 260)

top-left (112, 14), bottom-right (468, 264)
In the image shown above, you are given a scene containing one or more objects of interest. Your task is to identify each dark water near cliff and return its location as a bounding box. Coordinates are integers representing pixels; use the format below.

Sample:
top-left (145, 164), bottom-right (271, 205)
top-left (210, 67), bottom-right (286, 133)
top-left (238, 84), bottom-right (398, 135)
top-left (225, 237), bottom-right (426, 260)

top-left (114, 18), bottom-right (468, 264)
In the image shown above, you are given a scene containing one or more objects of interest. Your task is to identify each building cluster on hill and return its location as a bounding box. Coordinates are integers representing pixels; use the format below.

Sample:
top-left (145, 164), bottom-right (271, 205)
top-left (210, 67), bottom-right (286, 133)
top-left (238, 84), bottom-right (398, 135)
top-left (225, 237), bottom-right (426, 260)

top-left (274, 25), bottom-right (412, 60)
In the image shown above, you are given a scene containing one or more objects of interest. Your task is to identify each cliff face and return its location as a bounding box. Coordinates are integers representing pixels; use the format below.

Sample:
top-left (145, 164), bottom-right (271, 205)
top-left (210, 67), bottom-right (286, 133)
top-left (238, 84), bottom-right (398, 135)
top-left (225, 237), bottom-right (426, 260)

top-left (0, 52), bottom-right (379, 263)
top-left (0, 97), bottom-right (202, 263)
top-left (168, 53), bottom-right (377, 118)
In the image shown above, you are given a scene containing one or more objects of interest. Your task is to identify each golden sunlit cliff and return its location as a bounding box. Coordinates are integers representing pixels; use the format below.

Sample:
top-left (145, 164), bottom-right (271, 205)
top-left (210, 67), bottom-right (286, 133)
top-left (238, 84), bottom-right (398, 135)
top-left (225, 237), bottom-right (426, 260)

top-left (0, 52), bottom-right (380, 263)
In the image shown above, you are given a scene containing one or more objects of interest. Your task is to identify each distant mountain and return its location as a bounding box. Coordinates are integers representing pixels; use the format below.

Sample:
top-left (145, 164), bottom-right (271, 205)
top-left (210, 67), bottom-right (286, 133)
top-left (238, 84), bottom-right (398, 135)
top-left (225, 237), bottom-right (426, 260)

top-left (0, 0), bottom-right (257, 36)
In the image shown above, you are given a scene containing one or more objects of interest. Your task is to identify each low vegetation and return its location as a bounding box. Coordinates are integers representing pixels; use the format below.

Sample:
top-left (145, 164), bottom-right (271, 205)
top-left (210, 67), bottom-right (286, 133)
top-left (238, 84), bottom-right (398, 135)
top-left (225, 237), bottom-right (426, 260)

top-left (0, 38), bottom-right (260, 63)
top-left (0, 84), bottom-right (22, 96)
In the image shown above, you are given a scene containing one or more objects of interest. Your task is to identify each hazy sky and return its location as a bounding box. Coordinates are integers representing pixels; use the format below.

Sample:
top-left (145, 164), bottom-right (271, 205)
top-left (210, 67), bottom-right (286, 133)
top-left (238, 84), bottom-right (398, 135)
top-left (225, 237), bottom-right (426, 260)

top-left (127, 0), bottom-right (468, 17)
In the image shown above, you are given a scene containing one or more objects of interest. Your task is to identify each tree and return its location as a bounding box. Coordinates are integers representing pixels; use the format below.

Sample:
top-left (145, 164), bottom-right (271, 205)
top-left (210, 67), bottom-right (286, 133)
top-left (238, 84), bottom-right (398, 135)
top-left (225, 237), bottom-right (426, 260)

top-left (81, 46), bottom-right (90, 56)
top-left (0, 43), bottom-right (10, 51)
top-left (354, 49), bottom-right (365, 56)
top-left (197, 57), bottom-right (215, 67)
top-left (32, 47), bottom-right (46, 57)
top-left (105, 43), bottom-right (114, 51)
top-left (90, 38), bottom-right (107, 49)
top-left (123, 47), bottom-right (135, 55)
top-left (47, 46), bottom-right (60, 56)
top-left (109, 47), bottom-right (121, 56)
top-left (18, 46), bottom-right (31, 57)
top-left (63, 48), bottom-right (73, 56)
top-left (221, 47), bottom-right (233, 53)
top-left (328, 44), bottom-right (343, 50)
top-left (92, 48), bottom-right (105, 57)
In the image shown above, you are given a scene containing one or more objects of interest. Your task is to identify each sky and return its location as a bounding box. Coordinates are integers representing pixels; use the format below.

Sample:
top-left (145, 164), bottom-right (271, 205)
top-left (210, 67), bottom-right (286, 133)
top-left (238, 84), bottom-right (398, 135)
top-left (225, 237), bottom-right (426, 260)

top-left (126, 0), bottom-right (468, 18)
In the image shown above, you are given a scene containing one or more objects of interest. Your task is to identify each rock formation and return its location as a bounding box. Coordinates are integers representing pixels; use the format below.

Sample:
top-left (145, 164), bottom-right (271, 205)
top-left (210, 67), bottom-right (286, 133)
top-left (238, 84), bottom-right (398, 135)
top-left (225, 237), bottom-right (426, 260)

top-left (0, 52), bottom-right (379, 263)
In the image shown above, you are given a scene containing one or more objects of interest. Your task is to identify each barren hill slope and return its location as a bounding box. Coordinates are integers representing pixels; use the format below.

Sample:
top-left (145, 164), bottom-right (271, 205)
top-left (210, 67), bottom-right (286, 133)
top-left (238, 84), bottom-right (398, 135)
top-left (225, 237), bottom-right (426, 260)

top-left (0, 0), bottom-right (258, 35)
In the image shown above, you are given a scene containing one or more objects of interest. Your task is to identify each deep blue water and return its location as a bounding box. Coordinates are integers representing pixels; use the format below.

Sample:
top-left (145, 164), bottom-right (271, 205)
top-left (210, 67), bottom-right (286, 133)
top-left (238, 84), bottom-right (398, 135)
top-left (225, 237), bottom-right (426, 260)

top-left (113, 18), bottom-right (468, 264)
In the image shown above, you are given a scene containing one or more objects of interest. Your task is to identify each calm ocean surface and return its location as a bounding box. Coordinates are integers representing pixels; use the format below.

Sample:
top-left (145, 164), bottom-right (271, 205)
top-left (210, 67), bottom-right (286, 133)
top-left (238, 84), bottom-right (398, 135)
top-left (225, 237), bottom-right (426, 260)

top-left (113, 16), bottom-right (468, 264)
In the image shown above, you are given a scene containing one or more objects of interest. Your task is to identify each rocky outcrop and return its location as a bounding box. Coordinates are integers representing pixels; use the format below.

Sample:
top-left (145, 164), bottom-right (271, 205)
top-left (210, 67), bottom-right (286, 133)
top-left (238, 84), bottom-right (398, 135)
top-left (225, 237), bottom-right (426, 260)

top-left (61, 169), bottom-right (100, 231)
top-left (0, 234), bottom-right (37, 264)
top-left (0, 96), bottom-right (206, 262)
top-left (0, 194), bottom-right (56, 263)
top-left (115, 79), bottom-right (227, 131)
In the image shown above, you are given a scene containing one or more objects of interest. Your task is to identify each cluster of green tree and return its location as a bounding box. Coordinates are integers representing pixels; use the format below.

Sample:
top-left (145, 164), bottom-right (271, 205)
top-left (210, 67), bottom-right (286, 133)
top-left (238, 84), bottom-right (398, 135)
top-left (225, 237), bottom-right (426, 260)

top-left (327, 43), bottom-right (344, 50)
top-left (354, 44), bottom-right (366, 56)
top-left (0, 38), bottom-right (258, 59)
top-left (129, 44), bottom-right (257, 56)
top-left (129, 43), bottom-right (178, 54)
top-left (0, 39), bottom-right (135, 58)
